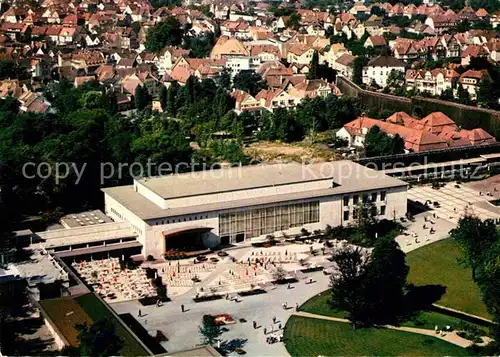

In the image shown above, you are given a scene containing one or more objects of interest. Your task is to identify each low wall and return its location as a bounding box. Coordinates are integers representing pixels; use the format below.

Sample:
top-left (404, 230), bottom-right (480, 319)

top-left (337, 76), bottom-right (500, 139)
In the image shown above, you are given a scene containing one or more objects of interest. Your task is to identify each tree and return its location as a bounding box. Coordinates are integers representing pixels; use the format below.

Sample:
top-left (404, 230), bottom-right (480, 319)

top-left (144, 16), bottom-right (183, 53)
top-left (217, 68), bottom-right (231, 90)
top-left (232, 70), bottom-right (266, 96)
top-left (285, 12), bottom-right (301, 30)
top-left (364, 125), bottom-right (405, 157)
top-left (366, 234), bottom-right (409, 322)
top-left (134, 85), bottom-right (149, 110)
top-left (450, 215), bottom-right (498, 280)
top-left (166, 82), bottom-right (179, 115)
top-left (469, 0), bottom-right (500, 13)
top-left (273, 265), bottom-right (287, 282)
top-left (387, 70), bottom-right (405, 90)
top-left (329, 246), bottom-right (371, 328)
top-left (183, 33), bottom-right (215, 58)
top-left (476, 76), bottom-right (499, 109)
top-left (308, 50), bottom-right (319, 79)
top-left (199, 315), bottom-right (222, 346)
top-left (159, 85), bottom-right (167, 111)
top-left (352, 57), bottom-right (368, 85)
top-left (456, 83), bottom-right (472, 105)
top-left (439, 87), bottom-right (455, 101)
top-left (76, 319), bottom-right (124, 357)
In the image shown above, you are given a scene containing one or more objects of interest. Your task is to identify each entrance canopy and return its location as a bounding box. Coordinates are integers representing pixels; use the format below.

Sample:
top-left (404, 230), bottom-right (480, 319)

top-left (162, 227), bottom-right (213, 239)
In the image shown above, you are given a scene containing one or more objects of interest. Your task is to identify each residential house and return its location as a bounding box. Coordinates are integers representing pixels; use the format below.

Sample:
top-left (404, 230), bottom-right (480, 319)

top-left (225, 56), bottom-right (261, 77)
top-left (320, 43), bottom-right (348, 67)
top-left (461, 44), bottom-right (488, 65)
top-left (362, 56), bottom-right (406, 87)
top-left (288, 79), bottom-right (340, 99)
top-left (255, 87), bottom-right (300, 112)
top-left (249, 45), bottom-right (281, 62)
top-left (458, 69), bottom-right (487, 100)
top-left (230, 88), bottom-right (261, 114)
top-left (210, 36), bottom-right (249, 59)
top-left (364, 35), bottom-right (387, 48)
top-left (405, 68), bottom-right (459, 96)
top-left (332, 53), bottom-right (356, 79)
top-left (156, 46), bottom-right (190, 75)
top-left (424, 14), bottom-right (459, 34)
top-left (220, 19), bottom-right (251, 40)
top-left (286, 43), bottom-right (314, 65)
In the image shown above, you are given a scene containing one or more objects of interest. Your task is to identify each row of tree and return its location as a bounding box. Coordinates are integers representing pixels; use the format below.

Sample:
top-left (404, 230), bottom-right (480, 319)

top-left (450, 216), bottom-right (500, 352)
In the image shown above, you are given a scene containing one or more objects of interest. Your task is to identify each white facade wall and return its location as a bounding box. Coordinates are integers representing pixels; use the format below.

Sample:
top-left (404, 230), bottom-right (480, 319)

top-left (225, 56), bottom-right (261, 77)
top-left (363, 65), bottom-right (405, 87)
top-left (104, 194), bottom-right (148, 247)
top-left (44, 317), bottom-right (68, 350)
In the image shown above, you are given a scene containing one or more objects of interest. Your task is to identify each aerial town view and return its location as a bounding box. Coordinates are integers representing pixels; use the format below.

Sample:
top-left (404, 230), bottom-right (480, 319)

top-left (2, 0), bottom-right (500, 354)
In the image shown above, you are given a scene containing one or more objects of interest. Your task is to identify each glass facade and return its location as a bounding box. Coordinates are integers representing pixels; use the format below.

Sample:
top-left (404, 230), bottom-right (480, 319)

top-left (219, 201), bottom-right (320, 242)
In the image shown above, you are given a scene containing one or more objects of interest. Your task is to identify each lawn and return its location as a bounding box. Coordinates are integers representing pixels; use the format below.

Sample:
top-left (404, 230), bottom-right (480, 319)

top-left (406, 239), bottom-right (489, 318)
top-left (75, 293), bottom-right (149, 356)
top-left (299, 289), bottom-right (484, 331)
top-left (284, 316), bottom-right (470, 357)
top-left (299, 290), bottom-right (347, 318)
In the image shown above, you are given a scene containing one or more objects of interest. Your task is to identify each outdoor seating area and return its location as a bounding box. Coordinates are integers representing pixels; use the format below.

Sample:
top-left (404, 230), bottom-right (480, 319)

top-left (150, 261), bottom-right (217, 296)
top-left (72, 258), bottom-right (157, 303)
top-left (238, 245), bottom-right (317, 265)
top-left (203, 264), bottom-right (269, 295)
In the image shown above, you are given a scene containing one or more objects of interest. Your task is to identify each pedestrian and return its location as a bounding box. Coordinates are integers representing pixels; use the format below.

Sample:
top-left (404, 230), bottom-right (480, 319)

top-left (253, 321), bottom-right (256, 329)
top-left (181, 304), bottom-right (185, 312)
top-left (264, 327), bottom-right (267, 335)
top-left (284, 302), bottom-right (287, 309)
top-left (287, 283), bottom-right (291, 289)
top-left (272, 316), bottom-right (276, 324)
top-left (138, 309), bottom-right (141, 317)
top-left (278, 323), bottom-right (282, 330)
top-left (145, 320), bottom-right (147, 325)
top-left (295, 303), bottom-right (299, 311)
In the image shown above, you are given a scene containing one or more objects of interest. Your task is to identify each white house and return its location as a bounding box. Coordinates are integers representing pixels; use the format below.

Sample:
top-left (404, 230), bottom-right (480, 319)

top-left (362, 56), bottom-right (406, 87)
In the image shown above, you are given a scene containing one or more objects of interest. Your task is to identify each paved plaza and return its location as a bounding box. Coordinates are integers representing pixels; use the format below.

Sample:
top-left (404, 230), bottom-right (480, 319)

top-left (407, 182), bottom-right (500, 225)
top-left (396, 182), bottom-right (500, 252)
top-left (111, 270), bottom-right (332, 356)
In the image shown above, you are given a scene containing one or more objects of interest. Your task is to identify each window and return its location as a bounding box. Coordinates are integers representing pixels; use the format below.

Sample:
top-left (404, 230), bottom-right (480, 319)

top-left (343, 211), bottom-right (349, 221)
top-left (380, 191), bottom-right (386, 201)
top-left (343, 196), bottom-right (349, 206)
top-left (353, 208), bottom-right (358, 220)
top-left (218, 201), bottom-right (320, 241)
top-left (362, 194), bottom-right (368, 203)
top-left (371, 192), bottom-right (377, 202)
top-left (353, 195), bottom-right (359, 204)
top-left (380, 206), bottom-right (386, 216)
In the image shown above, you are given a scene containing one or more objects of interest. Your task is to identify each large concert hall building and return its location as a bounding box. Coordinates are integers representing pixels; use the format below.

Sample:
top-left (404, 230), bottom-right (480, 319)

top-left (101, 161), bottom-right (408, 258)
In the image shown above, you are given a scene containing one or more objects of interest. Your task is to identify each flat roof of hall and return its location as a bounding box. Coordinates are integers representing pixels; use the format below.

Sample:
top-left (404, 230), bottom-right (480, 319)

top-left (135, 162), bottom-right (333, 200)
top-left (102, 161), bottom-right (407, 220)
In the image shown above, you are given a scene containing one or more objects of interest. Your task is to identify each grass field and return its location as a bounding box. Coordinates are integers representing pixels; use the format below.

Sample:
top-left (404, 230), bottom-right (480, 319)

top-left (284, 316), bottom-right (470, 357)
top-left (406, 239), bottom-right (489, 318)
top-left (299, 289), bottom-right (484, 331)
